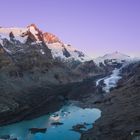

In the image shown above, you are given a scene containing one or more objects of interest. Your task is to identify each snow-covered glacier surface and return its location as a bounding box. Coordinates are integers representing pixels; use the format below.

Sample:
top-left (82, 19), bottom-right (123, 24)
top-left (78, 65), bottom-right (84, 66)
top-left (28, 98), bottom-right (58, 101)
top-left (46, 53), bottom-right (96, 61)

top-left (103, 69), bottom-right (122, 92)
top-left (96, 68), bottom-right (122, 93)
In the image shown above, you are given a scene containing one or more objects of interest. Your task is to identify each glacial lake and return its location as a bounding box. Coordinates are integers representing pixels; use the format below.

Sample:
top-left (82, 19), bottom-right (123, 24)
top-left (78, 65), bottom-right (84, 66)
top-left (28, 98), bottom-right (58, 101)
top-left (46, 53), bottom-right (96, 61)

top-left (0, 105), bottom-right (101, 140)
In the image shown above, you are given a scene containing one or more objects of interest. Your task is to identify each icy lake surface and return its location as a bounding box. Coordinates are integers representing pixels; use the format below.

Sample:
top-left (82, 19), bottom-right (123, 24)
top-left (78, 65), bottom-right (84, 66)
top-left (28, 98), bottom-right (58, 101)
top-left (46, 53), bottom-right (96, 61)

top-left (0, 105), bottom-right (101, 140)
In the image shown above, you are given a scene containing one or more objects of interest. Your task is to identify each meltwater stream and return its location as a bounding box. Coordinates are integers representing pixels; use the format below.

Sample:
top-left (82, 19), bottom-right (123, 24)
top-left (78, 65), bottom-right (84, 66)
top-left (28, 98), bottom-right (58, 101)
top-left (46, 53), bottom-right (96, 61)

top-left (0, 105), bottom-right (101, 140)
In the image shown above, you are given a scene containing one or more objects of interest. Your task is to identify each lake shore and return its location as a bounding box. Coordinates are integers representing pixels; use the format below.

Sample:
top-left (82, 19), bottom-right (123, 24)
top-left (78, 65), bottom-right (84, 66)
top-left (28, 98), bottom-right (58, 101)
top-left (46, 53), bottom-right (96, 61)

top-left (0, 74), bottom-right (104, 127)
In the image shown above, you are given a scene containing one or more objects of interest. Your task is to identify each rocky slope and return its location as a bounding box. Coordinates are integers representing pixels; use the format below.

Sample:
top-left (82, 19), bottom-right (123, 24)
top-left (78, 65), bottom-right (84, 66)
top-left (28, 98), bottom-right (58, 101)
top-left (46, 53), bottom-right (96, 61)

top-left (81, 61), bottom-right (140, 140)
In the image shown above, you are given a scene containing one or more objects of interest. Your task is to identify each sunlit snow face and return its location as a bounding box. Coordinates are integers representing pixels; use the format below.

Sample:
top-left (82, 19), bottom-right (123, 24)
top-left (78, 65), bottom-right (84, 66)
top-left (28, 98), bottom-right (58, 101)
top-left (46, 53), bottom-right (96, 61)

top-left (0, 28), bottom-right (28, 43)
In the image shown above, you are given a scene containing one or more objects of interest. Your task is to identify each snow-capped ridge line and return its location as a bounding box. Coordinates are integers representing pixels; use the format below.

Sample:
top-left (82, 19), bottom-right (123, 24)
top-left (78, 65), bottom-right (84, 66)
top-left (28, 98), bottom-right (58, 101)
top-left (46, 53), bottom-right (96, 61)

top-left (95, 51), bottom-right (132, 65)
top-left (0, 24), bottom-right (91, 62)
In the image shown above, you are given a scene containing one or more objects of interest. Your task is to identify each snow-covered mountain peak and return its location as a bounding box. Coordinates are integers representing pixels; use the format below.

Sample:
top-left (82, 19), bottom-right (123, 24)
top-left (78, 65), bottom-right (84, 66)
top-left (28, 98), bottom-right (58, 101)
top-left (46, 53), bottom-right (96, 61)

top-left (103, 51), bottom-right (130, 60)
top-left (27, 24), bottom-right (43, 41)
top-left (95, 51), bottom-right (131, 65)
top-left (0, 24), bottom-right (44, 44)
top-left (27, 24), bottom-right (38, 29)
top-left (27, 24), bottom-right (39, 35)
top-left (0, 24), bottom-right (91, 62)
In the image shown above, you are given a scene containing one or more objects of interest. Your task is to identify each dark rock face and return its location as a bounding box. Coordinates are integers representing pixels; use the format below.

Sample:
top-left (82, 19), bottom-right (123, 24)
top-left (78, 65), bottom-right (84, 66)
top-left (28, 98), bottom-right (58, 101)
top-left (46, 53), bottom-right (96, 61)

top-left (71, 124), bottom-right (87, 133)
top-left (81, 61), bottom-right (140, 140)
top-left (0, 135), bottom-right (10, 139)
top-left (29, 128), bottom-right (47, 134)
top-left (75, 60), bottom-right (103, 77)
top-left (62, 48), bottom-right (71, 58)
top-left (9, 32), bottom-right (15, 41)
top-left (51, 122), bottom-right (64, 126)
top-left (74, 50), bottom-right (85, 57)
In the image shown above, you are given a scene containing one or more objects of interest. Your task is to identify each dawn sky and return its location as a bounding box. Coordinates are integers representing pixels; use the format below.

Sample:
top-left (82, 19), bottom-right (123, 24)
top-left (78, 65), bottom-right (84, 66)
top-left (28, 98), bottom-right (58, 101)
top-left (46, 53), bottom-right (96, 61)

top-left (0, 0), bottom-right (140, 57)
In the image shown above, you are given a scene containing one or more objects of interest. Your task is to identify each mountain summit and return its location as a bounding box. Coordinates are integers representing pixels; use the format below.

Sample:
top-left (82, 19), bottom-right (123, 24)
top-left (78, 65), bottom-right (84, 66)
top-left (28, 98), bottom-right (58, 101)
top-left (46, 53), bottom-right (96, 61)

top-left (0, 24), bottom-right (91, 62)
top-left (102, 51), bottom-right (130, 60)
top-left (95, 51), bottom-right (131, 65)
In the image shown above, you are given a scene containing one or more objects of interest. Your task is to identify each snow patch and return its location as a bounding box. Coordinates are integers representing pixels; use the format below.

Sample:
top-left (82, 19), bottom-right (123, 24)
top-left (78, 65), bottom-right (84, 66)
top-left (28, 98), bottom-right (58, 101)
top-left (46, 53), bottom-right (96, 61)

top-left (46, 42), bottom-right (91, 62)
top-left (40, 49), bottom-right (45, 55)
top-left (0, 27), bottom-right (28, 43)
top-left (0, 33), bottom-right (10, 41)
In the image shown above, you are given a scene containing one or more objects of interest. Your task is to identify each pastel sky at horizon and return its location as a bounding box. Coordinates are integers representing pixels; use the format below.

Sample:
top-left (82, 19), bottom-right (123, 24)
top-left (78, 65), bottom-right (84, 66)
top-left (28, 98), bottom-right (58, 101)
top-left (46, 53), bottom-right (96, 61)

top-left (0, 0), bottom-right (140, 58)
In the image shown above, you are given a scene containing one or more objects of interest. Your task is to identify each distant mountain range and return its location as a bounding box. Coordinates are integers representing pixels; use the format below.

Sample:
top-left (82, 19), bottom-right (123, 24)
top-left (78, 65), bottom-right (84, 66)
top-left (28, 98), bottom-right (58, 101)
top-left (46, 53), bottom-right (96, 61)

top-left (1, 24), bottom-right (138, 65)
top-left (95, 51), bottom-right (131, 64)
